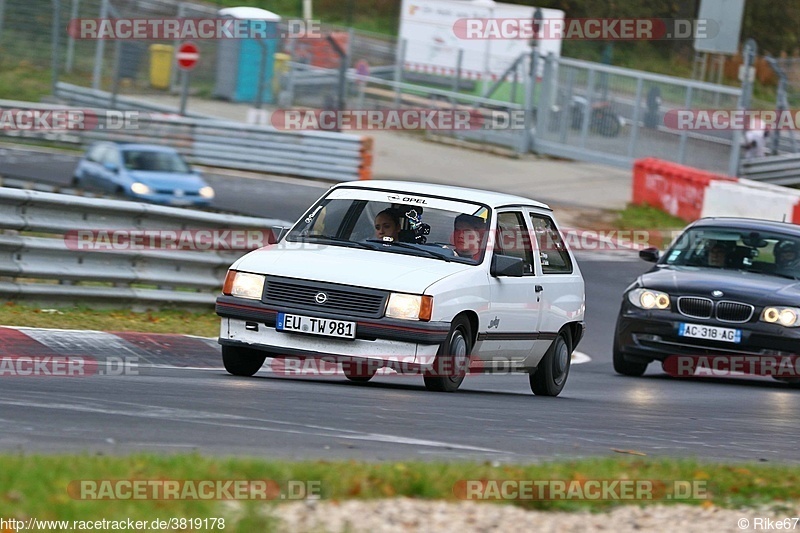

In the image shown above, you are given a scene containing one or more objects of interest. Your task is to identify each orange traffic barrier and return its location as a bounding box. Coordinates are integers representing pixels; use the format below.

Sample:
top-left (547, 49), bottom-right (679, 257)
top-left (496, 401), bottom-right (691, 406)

top-left (359, 136), bottom-right (373, 180)
top-left (632, 158), bottom-right (737, 222)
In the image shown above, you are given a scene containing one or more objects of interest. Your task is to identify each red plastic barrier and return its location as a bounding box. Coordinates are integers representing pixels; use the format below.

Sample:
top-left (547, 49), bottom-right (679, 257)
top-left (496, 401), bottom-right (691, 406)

top-left (793, 202), bottom-right (800, 225)
top-left (632, 158), bottom-right (737, 222)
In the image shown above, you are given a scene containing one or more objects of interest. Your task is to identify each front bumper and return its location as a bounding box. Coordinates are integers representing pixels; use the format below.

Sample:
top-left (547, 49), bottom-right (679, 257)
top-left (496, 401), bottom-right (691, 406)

top-left (216, 296), bottom-right (450, 363)
top-left (615, 302), bottom-right (800, 363)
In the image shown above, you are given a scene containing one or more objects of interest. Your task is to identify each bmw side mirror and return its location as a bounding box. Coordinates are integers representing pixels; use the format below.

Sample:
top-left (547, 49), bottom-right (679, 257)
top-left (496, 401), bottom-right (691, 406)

top-left (639, 247), bottom-right (660, 263)
top-left (491, 254), bottom-right (524, 277)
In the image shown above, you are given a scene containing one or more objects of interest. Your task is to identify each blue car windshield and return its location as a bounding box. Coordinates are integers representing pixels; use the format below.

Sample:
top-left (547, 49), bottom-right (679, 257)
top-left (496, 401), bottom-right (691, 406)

top-left (664, 227), bottom-right (800, 279)
top-left (123, 150), bottom-right (191, 173)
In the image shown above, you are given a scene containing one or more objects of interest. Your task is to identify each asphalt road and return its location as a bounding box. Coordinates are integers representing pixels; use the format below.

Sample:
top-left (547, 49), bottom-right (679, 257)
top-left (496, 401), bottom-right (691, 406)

top-left (2, 257), bottom-right (799, 463)
top-left (0, 146), bottom-right (326, 222)
top-left (1, 148), bottom-right (799, 463)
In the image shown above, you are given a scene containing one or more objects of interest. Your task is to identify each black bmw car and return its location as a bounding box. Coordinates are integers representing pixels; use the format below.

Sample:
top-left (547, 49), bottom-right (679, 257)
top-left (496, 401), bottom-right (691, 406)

top-left (614, 217), bottom-right (800, 381)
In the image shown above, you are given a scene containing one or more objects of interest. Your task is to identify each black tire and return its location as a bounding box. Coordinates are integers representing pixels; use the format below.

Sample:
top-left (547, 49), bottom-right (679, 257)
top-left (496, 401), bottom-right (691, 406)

top-left (612, 338), bottom-right (648, 377)
top-left (343, 359), bottom-right (377, 383)
top-left (592, 110), bottom-right (622, 137)
top-left (222, 346), bottom-right (266, 377)
top-left (530, 330), bottom-right (572, 396)
top-left (424, 316), bottom-right (471, 393)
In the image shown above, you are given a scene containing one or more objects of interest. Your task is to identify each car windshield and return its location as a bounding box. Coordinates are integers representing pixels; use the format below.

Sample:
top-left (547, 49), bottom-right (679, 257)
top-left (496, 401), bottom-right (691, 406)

top-left (285, 187), bottom-right (491, 264)
top-left (663, 227), bottom-right (800, 280)
top-left (122, 149), bottom-right (191, 173)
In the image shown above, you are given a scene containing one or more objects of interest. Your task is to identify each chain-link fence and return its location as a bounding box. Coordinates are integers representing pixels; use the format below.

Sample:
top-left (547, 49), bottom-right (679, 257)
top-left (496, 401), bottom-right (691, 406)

top-left (534, 55), bottom-right (742, 174)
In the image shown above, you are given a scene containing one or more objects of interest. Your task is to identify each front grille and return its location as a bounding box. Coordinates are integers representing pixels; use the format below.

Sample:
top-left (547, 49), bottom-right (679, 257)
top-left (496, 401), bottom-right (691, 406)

top-left (716, 301), bottom-right (754, 323)
top-left (263, 276), bottom-right (388, 318)
top-left (677, 297), bottom-right (713, 319)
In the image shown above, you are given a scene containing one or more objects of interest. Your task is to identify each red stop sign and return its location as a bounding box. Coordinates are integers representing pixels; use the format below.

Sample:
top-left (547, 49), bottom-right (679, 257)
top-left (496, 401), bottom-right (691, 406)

top-left (176, 42), bottom-right (199, 71)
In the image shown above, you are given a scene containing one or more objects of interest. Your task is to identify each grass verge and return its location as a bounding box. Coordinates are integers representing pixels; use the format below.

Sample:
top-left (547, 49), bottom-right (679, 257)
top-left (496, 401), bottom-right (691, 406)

top-left (1, 455), bottom-right (799, 530)
top-left (0, 302), bottom-right (218, 337)
top-left (614, 203), bottom-right (688, 231)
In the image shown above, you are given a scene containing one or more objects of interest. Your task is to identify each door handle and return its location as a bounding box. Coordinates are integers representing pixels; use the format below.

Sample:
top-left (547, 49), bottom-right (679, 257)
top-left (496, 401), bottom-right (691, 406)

top-left (535, 285), bottom-right (544, 293)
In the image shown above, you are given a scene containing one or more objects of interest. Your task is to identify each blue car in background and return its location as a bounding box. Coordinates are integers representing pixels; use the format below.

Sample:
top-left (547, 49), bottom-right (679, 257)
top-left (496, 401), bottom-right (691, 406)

top-left (73, 142), bottom-right (215, 207)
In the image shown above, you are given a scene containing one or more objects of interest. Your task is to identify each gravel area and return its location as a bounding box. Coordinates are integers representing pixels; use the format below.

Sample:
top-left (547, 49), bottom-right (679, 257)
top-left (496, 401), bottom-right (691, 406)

top-left (269, 498), bottom-right (798, 532)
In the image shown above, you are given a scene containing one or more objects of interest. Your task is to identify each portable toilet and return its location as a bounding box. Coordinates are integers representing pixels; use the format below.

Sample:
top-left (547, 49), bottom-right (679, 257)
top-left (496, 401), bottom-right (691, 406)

top-left (213, 7), bottom-right (282, 104)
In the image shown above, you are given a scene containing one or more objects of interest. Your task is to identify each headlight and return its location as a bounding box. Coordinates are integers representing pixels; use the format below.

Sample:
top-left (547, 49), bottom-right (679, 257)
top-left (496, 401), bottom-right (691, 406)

top-left (199, 186), bottom-right (215, 199)
top-left (222, 270), bottom-right (265, 300)
top-left (761, 306), bottom-right (800, 327)
top-left (130, 182), bottom-right (151, 195)
top-left (385, 293), bottom-right (433, 321)
top-left (628, 288), bottom-right (671, 310)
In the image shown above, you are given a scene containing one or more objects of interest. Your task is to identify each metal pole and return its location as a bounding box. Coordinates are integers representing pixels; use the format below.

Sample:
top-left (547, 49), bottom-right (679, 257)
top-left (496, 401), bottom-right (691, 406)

top-left (110, 39), bottom-right (121, 108)
top-left (627, 77), bottom-right (644, 158)
top-left (728, 38), bottom-right (757, 177)
top-left (92, 0), bottom-right (108, 90)
top-left (179, 69), bottom-right (190, 115)
top-left (170, 2), bottom-right (187, 92)
top-left (255, 39), bottom-right (268, 109)
top-left (677, 86), bottom-right (693, 164)
top-left (393, 39), bottom-right (406, 108)
top-left (52, 0), bottom-right (61, 97)
top-left (65, 0), bottom-right (80, 73)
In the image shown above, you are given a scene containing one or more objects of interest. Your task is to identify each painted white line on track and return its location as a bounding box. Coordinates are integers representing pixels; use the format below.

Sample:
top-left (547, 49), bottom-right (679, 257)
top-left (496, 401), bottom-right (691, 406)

top-left (572, 351), bottom-right (592, 365)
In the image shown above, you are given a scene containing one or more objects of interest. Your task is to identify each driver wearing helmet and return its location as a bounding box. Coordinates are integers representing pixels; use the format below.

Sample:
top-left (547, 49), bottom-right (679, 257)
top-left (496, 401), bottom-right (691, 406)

top-left (774, 240), bottom-right (800, 270)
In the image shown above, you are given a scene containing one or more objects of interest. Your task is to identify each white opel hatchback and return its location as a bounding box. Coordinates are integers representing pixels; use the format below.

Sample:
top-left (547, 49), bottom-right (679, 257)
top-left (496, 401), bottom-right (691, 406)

top-left (216, 181), bottom-right (585, 395)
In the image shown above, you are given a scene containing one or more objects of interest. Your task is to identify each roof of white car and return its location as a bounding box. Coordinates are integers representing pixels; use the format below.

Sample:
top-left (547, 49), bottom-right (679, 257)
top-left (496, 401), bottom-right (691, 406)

top-left (335, 180), bottom-right (551, 210)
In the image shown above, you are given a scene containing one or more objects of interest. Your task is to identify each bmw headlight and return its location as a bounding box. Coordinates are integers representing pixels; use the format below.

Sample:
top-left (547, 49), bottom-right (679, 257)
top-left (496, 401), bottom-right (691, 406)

top-left (385, 293), bottom-right (433, 321)
top-left (761, 306), bottom-right (800, 327)
top-left (130, 182), bottom-right (152, 195)
top-left (199, 186), bottom-right (215, 199)
top-left (222, 270), bottom-right (265, 300)
top-left (628, 288), bottom-right (671, 310)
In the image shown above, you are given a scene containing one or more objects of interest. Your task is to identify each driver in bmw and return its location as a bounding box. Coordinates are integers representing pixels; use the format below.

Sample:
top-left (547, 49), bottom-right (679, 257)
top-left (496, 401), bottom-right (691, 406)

top-left (775, 240), bottom-right (800, 271)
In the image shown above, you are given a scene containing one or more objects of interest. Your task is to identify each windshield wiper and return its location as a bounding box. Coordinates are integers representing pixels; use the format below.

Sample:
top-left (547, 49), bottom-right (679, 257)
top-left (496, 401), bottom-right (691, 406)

top-left (303, 235), bottom-right (377, 251)
top-left (365, 239), bottom-right (452, 262)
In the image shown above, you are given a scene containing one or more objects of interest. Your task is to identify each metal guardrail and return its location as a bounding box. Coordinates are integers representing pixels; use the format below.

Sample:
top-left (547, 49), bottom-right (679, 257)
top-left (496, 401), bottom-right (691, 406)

top-left (0, 187), bottom-right (291, 306)
top-left (3, 84), bottom-right (374, 182)
top-left (740, 153), bottom-right (800, 186)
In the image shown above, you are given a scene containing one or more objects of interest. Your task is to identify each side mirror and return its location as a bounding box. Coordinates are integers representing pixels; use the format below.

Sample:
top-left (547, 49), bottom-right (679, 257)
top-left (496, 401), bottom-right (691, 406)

top-left (639, 247), bottom-right (660, 263)
top-left (491, 254), bottom-right (524, 277)
top-left (103, 162), bottom-right (118, 173)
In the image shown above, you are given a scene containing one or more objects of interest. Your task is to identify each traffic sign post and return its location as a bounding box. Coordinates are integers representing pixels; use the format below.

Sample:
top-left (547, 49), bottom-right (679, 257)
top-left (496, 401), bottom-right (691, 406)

top-left (176, 42), bottom-right (199, 116)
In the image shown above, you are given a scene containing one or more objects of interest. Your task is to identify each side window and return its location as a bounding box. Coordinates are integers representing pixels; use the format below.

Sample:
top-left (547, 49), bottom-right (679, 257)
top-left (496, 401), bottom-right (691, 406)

top-left (496, 211), bottom-right (535, 275)
top-left (101, 146), bottom-right (119, 167)
top-left (530, 214), bottom-right (573, 274)
top-left (86, 144), bottom-right (106, 163)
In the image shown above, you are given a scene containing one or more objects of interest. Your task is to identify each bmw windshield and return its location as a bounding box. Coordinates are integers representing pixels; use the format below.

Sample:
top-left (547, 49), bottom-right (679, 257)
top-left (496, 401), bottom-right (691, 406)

top-left (662, 227), bottom-right (800, 280)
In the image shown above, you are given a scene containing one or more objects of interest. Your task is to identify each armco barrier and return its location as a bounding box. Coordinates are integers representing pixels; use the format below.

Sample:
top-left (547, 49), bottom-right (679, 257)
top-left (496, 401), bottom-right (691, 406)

top-left (0, 187), bottom-right (291, 306)
top-left (1, 90), bottom-right (374, 183)
top-left (632, 158), bottom-right (737, 222)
